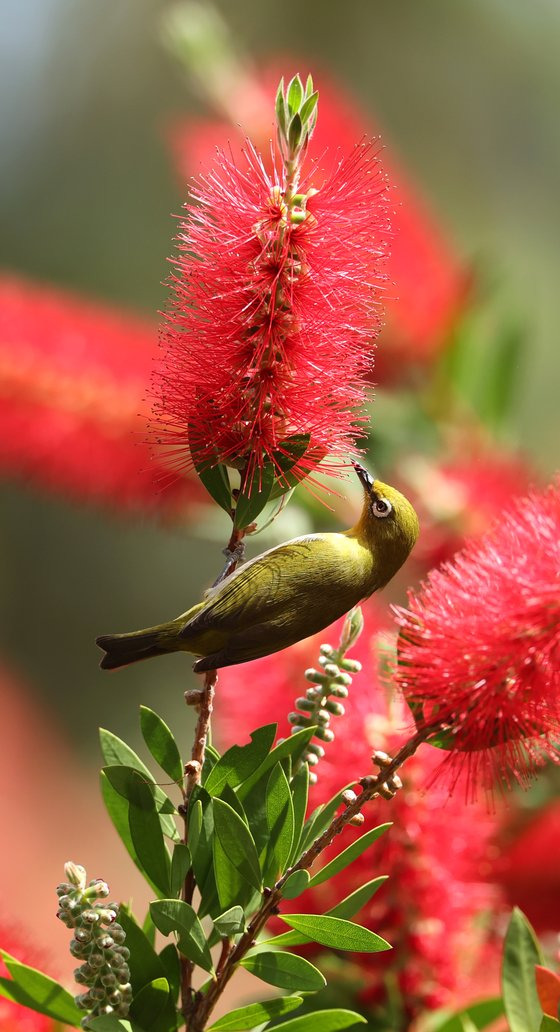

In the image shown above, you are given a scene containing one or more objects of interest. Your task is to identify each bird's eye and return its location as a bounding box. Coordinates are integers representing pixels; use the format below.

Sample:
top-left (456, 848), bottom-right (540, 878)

top-left (372, 497), bottom-right (392, 518)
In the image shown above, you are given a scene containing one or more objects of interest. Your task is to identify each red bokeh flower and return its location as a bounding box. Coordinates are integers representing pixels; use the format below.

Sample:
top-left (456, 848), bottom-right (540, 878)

top-left (171, 66), bottom-right (467, 373)
top-left (0, 274), bottom-right (203, 517)
top-left (215, 607), bottom-right (500, 1021)
top-left (154, 133), bottom-right (389, 483)
top-left (394, 480), bottom-right (560, 794)
top-left (496, 800), bottom-right (560, 933)
top-left (0, 922), bottom-right (54, 1031)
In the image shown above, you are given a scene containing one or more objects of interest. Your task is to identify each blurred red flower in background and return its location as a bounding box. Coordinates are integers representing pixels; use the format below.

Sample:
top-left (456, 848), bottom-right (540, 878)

top-left (154, 137), bottom-right (389, 482)
top-left (171, 66), bottom-right (467, 375)
top-left (215, 606), bottom-right (500, 1021)
top-left (0, 274), bottom-right (203, 518)
top-left (394, 479), bottom-right (560, 795)
top-left (496, 800), bottom-right (560, 934)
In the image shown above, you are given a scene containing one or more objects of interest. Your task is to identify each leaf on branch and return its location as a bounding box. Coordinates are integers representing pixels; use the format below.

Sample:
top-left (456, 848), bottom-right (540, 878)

top-left (502, 908), bottom-right (544, 1032)
top-left (205, 726), bottom-right (277, 797)
top-left (240, 950), bottom-right (325, 991)
top-left (279, 914), bottom-right (391, 953)
top-left (129, 977), bottom-right (169, 1028)
top-left (288, 765), bottom-right (309, 865)
top-left (213, 798), bottom-right (262, 911)
top-left (150, 899), bottom-right (214, 974)
top-left (262, 763), bottom-right (295, 884)
top-left (207, 994), bottom-right (303, 1030)
top-left (0, 951), bottom-right (82, 1025)
top-left (265, 1009), bottom-right (367, 1032)
top-left (140, 706), bottom-right (183, 784)
top-left (307, 823), bottom-right (392, 887)
top-left (282, 870), bottom-right (311, 900)
top-left (170, 843), bottom-right (191, 897)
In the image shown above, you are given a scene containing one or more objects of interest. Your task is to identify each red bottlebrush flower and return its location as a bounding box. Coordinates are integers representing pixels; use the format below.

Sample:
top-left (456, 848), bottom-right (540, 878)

top-left (0, 273), bottom-right (203, 517)
top-left (215, 607), bottom-right (500, 1022)
top-left (170, 65), bottom-right (466, 373)
top-left (496, 801), bottom-right (560, 933)
top-left (153, 135), bottom-right (389, 483)
top-left (0, 922), bottom-right (54, 1031)
top-left (394, 480), bottom-right (560, 795)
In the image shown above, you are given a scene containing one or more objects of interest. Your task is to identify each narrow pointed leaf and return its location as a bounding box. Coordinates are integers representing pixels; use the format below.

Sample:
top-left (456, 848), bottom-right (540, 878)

top-left (263, 763), bottom-right (294, 883)
top-left (239, 727), bottom-right (316, 800)
top-left (234, 464), bottom-right (275, 529)
top-left (170, 843), bottom-right (191, 897)
top-left (540, 1018), bottom-right (560, 1031)
top-left (140, 706), bottom-right (183, 783)
top-left (126, 779), bottom-right (172, 897)
top-left (279, 914), bottom-right (391, 953)
top-left (189, 791), bottom-right (220, 918)
top-left (307, 824), bottom-right (392, 887)
top-left (196, 462), bottom-right (233, 513)
top-left (300, 784), bottom-right (353, 852)
top-left (100, 771), bottom-right (160, 896)
top-left (117, 909), bottom-right (167, 993)
top-left (208, 995), bottom-right (303, 1030)
top-left (328, 876), bottom-right (389, 920)
top-left (241, 950), bottom-right (325, 991)
top-left (427, 997), bottom-right (505, 1031)
top-left (205, 725), bottom-right (277, 796)
top-left (287, 74), bottom-right (304, 114)
top-left (289, 764), bottom-right (309, 865)
top-left (268, 1010), bottom-right (366, 1032)
top-left (0, 953), bottom-right (81, 1025)
top-left (158, 943), bottom-right (181, 1004)
top-left (87, 1018), bottom-right (147, 1032)
top-left (213, 798), bottom-right (262, 909)
top-left (150, 899), bottom-right (214, 973)
top-left (502, 908), bottom-right (544, 1032)
top-left (299, 92), bottom-right (319, 128)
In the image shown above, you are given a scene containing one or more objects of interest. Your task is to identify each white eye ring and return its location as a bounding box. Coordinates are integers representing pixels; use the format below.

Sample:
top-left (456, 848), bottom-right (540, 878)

top-left (372, 497), bottom-right (392, 518)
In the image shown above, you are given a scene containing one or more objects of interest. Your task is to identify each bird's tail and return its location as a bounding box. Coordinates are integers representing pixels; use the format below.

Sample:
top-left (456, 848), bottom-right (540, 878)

top-left (96, 627), bottom-right (171, 670)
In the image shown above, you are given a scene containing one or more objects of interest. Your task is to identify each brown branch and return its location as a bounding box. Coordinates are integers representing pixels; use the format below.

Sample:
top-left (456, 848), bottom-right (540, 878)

top-left (189, 723), bottom-right (441, 1030)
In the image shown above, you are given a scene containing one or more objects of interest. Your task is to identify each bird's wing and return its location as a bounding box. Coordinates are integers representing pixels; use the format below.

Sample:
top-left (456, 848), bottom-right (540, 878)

top-left (181, 535), bottom-right (361, 636)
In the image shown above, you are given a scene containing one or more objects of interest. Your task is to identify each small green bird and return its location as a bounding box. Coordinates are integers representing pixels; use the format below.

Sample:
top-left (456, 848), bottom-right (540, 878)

top-left (96, 465), bottom-right (419, 673)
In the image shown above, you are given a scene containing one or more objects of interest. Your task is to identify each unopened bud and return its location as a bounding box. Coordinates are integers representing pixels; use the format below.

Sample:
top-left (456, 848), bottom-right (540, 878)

top-left (325, 700), bottom-right (345, 716)
top-left (323, 663), bottom-right (340, 678)
top-left (185, 689), bottom-right (204, 707)
top-left (372, 750), bottom-right (392, 769)
top-left (184, 760), bottom-right (201, 778)
top-left (65, 862), bottom-right (87, 890)
top-left (342, 790), bottom-right (358, 806)
top-left (315, 726), bottom-right (335, 743)
top-left (349, 812), bottom-right (365, 827)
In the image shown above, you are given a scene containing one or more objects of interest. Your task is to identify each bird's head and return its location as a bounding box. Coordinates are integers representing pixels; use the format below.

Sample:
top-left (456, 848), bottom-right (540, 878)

top-left (353, 462), bottom-right (420, 557)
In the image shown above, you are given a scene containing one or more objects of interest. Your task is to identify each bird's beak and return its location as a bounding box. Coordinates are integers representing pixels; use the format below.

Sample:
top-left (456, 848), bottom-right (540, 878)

top-left (352, 462), bottom-right (374, 493)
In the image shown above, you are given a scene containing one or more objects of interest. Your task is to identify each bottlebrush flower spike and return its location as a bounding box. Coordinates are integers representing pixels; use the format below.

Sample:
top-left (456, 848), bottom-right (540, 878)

top-left (393, 479), bottom-right (560, 795)
top-left (169, 59), bottom-right (466, 373)
top-left (0, 274), bottom-right (203, 517)
top-left (153, 75), bottom-right (390, 493)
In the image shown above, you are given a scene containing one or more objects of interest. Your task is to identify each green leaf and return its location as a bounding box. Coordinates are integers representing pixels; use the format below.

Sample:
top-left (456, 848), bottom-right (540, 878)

top-left (205, 725), bottom-right (277, 797)
top-left (170, 842), bottom-right (191, 897)
top-left (99, 730), bottom-right (178, 840)
top-left (279, 914), bottom-right (391, 952)
top-left (268, 434), bottom-right (311, 500)
top-left (140, 706), bottom-right (183, 784)
top-left (196, 462), bottom-right (233, 514)
top-left (541, 1018), bottom-right (560, 1031)
top-left (126, 777), bottom-right (172, 897)
top-left (0, 952), bottom-right (82, 1025)
top-left (188, 791), bottom-right (220, 918)
top-left (241, 950), bottom-right (325, 991)
top-left (117, 909), bottom-right (168, 994)
top-left (213, 798), bottom-right (262, 909)
top-left (129, 977), bottom-right (169, 1028)
top-left (158, 943), bottom-right (181, 1004)
top-left (263, 763), bottom-right (295, 883)
top-left (289, 765), bottom-right (309, 865)
top-left (202, 742), bottom-right (221, 783)
top-left (150, 899), bottom-right (214, 974)
top-left (282, 869), bottom-right (310, 900)
top-left (213, 906), bottom-right (245, 938)
top-left (234, 464), bottom-right (275, 529)
top-left (287, 74), bottom-right (304, 114)
top-left (427, 997), bottom-right (505, 1031)
top-left (299, 785), bottom-right (353, 852)
top-left (502, 908), bottom-right (544, 1032)
top-left (275, 77), bottom-right (287, 134)
top-left (268, 1010), bottom-right (366, 1032)
top-left (87, 1018), bottom-right (147, 1032)
top-left (100, 771), bottom-right (160, 896)
top-left (299, 91), bottom-right (319, 129)
top-left (288, 113), bottom-right (303, 153)
top-left (239, 727), bottom-right (316, 801)
top-left (308, 824), bottom-right (392, 887)
top-left (328, 876), bottom-right (389, 920)
top-left (208, 995), bottom-right (303, 1030)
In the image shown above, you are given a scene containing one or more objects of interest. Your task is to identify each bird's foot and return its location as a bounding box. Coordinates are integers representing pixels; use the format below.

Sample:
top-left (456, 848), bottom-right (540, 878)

top-left (211, 541), bottom-right (246, 586)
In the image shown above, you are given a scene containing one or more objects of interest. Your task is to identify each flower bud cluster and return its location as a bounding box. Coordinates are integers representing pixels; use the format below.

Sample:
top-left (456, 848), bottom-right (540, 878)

top-left (289, 608), bottom-right (363, 782)
top-left (56, 862), bottom-right (131, 1026)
